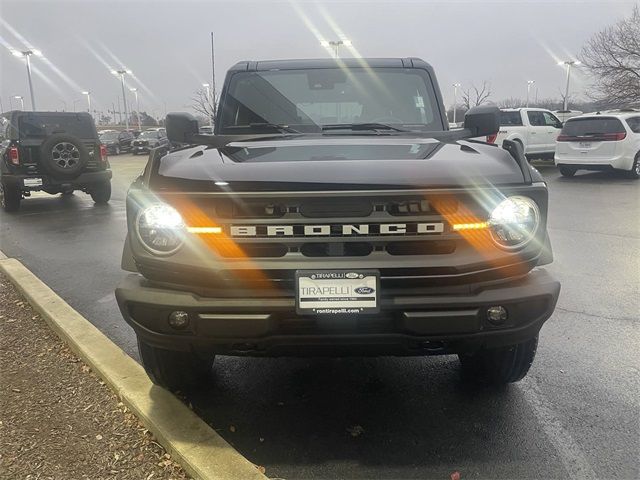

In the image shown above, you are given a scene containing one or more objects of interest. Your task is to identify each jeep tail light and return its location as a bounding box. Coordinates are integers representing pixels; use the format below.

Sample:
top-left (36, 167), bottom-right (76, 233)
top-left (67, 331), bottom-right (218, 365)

top-left (100, 144), bottom-right (108, 162)
top-left (486, 133), bottom-right (497, 144)
top-left (9, 146), bottom-right (19, 165)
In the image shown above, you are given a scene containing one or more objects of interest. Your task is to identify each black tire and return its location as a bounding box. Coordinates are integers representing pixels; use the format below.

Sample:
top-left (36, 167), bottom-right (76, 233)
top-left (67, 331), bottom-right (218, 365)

top-left (39, 133), bottom-right (89, 179)
top-left (0, 182), bottom-right (21, 212)
top-left (138, 339), bottom-right (214, 392)
top-left (61, 188), bottom-right (74, 196)
top-left (132, 150), bottom-right (138, 156)
top-left (459, 336), bottom-right (538, 385)
top-left (624, 154), bottom-right (640, 179)
top-left (559, 165), bottom-right (577, 177)
top-left (89, 181), bottom-right (111, 204)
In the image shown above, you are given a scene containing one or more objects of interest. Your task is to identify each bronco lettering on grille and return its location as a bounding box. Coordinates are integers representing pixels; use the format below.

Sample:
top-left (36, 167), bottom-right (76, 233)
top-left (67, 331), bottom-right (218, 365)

top-left (229, 223), bottom-right (445, 237)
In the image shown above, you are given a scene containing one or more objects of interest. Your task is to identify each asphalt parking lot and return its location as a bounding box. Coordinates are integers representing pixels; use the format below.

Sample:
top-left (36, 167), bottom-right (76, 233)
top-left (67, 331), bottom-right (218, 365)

top-left (1, 155), bottom-right (638, 479)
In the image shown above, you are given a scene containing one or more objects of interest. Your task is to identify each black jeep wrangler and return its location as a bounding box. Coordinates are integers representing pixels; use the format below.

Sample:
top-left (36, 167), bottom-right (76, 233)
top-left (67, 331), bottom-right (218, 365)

top-left (0, 111), bottom-right (112, 212)
top-left (116, 58), bottom-right (560, 392)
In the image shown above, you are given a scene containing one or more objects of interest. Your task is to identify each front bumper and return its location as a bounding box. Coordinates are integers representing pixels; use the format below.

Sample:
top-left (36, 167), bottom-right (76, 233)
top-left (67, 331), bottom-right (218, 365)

top-left (116, 268), bottom-right (560, 357)
top-left (2, 170), bottom-right (112, 191)
top-left (132, 145), bottom-right (152, 153)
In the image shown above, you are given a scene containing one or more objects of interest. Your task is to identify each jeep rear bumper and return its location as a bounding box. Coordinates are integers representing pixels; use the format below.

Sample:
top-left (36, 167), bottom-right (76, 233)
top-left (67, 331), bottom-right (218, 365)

top-left (2, 170), bottom-right (112, 191)
top-left (116, 268), bottom-right (560, 357)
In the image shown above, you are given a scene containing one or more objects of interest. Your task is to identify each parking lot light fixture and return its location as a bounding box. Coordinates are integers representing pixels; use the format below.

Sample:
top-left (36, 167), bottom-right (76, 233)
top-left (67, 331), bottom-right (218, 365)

top-left (526, 80), bottom-right (535, 107)
top-left (558, 60), bottom-right (581, 110)
top-left (112, 69), bottom-right (131, 129)
top-left (14, 95), bottom-right (24, 110)
top-left (321, 40), bottom-right (351, 58)
top-left (11, 49), bottom-right (41, 110)
top-left (130, 87), bottom-right (141, 131)
top-left (81, 91), bottom-right (91, 112)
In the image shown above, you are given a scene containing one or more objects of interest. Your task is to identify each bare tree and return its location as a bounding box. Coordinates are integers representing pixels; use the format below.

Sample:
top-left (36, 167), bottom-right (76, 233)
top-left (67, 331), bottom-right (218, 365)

top-left (191, 87), bottom-right (218, 125)
top-left (461, 81), bottom-right (492, 109)
top-left (498, 97), bottom-right (525, 108)
top-left (580, 5), bottom-right (640, 107)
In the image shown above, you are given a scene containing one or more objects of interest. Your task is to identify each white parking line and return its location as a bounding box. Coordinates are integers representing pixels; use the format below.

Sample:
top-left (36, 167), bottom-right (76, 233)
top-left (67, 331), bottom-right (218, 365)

top-left (521, 378), bottom-right (598, 480)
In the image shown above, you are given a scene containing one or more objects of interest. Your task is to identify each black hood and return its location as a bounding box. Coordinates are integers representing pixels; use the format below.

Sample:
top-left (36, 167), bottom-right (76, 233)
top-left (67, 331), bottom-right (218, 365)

top-left (153, 137), bottom-right (525, 191)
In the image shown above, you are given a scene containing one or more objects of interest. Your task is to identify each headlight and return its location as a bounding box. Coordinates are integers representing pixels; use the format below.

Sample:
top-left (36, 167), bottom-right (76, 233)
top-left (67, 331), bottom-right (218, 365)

top-left (135, 204), bottom-right (185, 255)
top-left (488, 196), bottom-right (540, 249)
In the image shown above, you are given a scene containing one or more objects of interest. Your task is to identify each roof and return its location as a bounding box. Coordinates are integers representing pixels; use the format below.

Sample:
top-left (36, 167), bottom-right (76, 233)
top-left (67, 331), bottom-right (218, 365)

top-left (569, 110), bottom-right (640, 120)
top-left (228, 57), bottom-right (434, 72)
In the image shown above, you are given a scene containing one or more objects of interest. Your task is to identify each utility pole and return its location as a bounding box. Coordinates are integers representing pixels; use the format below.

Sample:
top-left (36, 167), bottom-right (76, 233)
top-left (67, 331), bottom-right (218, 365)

top-left (558, 60), bottom-right (581, 111)
top-left (111, 68), bottom-right (132, 129)
top-left (452, 83), bottom-right (461, 124)
top-left (11, 48), bottom-right (41, 110)
top-left (526, 80), bottom-right (535, 108)
top-left (130, 88), bottom-right (141, 131)
top-left (82, 91), bottom-right (91, 112)
top-left (210, 32), bottom-right (217, 121)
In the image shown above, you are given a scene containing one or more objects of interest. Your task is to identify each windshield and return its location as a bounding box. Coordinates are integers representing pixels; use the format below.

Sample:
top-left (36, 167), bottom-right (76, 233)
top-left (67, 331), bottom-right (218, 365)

top-left (218, 67), bottom-right (442, 134)
top-left (561, 117), bottom-right (625, 136)
top-left (18, 113), bottom-right (96, 138)
top-left (139, 131), bottom-right (159, 139)
top-left (99, 131), bottom-right (119, 141)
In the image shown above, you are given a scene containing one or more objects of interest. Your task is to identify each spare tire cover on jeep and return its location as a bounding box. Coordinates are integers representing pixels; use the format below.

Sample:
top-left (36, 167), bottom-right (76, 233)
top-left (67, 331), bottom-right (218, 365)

top-left (39, 133), bottom-right (90, 179)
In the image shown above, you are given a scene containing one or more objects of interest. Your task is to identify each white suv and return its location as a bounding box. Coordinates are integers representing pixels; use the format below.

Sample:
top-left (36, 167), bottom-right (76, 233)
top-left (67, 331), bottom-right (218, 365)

top-left (554, 110), bottom-right (640, 179)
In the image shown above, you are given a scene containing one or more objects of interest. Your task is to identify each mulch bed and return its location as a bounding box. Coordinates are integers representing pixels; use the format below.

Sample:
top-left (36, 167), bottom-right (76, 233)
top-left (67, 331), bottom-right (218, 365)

top-left (0, 273), bottom-right (190, 480)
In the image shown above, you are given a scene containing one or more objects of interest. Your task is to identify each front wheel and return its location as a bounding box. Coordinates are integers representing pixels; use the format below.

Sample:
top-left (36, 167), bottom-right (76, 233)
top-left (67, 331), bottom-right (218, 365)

top-left (138, 339), bottom-right (215, 392)
top-left (459, 336), bottom-right (538, 385)
top-left (625, 154), bottom-right (640, 179)
top-left (0, 182), bottom-right (21, 212)
top-left (559, 165), bottom-right (577, 177)
top-left (89, 181), bottom-right (111, 204)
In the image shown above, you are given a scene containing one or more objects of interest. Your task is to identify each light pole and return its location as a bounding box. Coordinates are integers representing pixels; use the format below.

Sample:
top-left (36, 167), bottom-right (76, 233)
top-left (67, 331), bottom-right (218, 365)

top-left (321, 39), bottom-right (352, 59)
top-left (558, 60), bottom-right (581, 111)
top-left (14, 95), bottom-right (24, 110)
top-left (202, 83), bottom-right (213, 127)
top-left (59, 99), bottom-right (67, 111)
top-left (452, 83), bottom-right (461, 124)
top-left (526, 80), bottom-right (535, 107)
top-left (10, 49), bottom-right (42, 111)
top-left (81, 91), bottom-right (91, 112)
top-left (130, 87), bottom-right (141, 131)
top-left (111, 68), bottom-right (132, 129)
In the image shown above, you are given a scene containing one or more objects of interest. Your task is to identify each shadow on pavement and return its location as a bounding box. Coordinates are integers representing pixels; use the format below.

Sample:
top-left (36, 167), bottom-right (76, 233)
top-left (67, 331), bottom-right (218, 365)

top-left (187, 356), bottom-right (563, 479)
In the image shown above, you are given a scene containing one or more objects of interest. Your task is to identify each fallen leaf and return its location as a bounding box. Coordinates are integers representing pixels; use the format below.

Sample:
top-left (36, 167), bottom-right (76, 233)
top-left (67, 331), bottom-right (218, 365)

top-left (95, 434), bottom-right (103, 440)
top-left (256, 465), bottom-right (266, 474)
top-left (229, 425), bottom-right (236, 433)
top-left (450, 471), bottom-right (461, 480)
top-left (346, 425), bottom-right (364, 437)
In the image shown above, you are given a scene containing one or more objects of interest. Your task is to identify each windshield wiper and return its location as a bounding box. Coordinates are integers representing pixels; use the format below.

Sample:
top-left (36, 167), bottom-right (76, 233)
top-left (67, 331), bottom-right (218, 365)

top-left (321, 122), bottom-right (410, 133)
top-left (238, 123), bottom-right (302, 134)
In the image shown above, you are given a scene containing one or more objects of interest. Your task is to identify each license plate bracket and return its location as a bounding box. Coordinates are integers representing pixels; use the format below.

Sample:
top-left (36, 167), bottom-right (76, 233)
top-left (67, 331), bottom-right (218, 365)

top-left (296, 269), bottom-right (380, 315)
top-left (23, 178), bottom-right (43, 187)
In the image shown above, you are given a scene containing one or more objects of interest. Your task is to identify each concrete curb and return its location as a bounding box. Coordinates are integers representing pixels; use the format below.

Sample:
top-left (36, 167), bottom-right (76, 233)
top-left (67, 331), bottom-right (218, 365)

top-left (0, 254), bottom-right (267, 480)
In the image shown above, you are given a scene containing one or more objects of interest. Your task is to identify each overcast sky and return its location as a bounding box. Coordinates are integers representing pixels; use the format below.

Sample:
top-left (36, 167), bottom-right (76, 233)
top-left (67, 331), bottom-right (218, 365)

top-left (0, 0), bottom-right (635, 117)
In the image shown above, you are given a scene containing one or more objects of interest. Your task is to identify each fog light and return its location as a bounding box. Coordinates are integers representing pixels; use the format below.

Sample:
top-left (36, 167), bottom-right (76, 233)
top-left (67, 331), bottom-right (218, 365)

top-left (486, 306), bottom-right (508, 325)
top-left (168, 311), bottom-right (190, 329)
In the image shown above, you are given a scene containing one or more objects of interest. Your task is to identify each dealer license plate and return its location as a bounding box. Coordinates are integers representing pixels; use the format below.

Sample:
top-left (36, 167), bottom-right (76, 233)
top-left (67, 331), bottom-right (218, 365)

top-left (296, 270), bottom-right (379, 315)
top-left (23, 178), bottom-right (43, 187)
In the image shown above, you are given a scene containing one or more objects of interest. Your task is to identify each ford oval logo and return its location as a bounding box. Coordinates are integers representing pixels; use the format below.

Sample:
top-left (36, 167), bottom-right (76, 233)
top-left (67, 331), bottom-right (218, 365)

top-left (346, 272), bottom-right (360, 279)
top-left (355, 286), bottom-right (375, 295)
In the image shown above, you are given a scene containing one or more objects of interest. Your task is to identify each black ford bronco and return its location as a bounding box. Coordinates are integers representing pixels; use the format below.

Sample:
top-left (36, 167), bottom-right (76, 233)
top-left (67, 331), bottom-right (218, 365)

top-left (116, 58), bottom-right (560, 392)
top-left (0, 111), bottom-right (112, 212)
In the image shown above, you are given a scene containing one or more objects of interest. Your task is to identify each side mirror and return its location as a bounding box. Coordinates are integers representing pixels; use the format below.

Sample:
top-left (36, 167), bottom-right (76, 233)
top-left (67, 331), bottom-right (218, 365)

top-left (463, 105), bottom-right (500, 137)
top-left (165, 112), bottom-right (199, 144)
